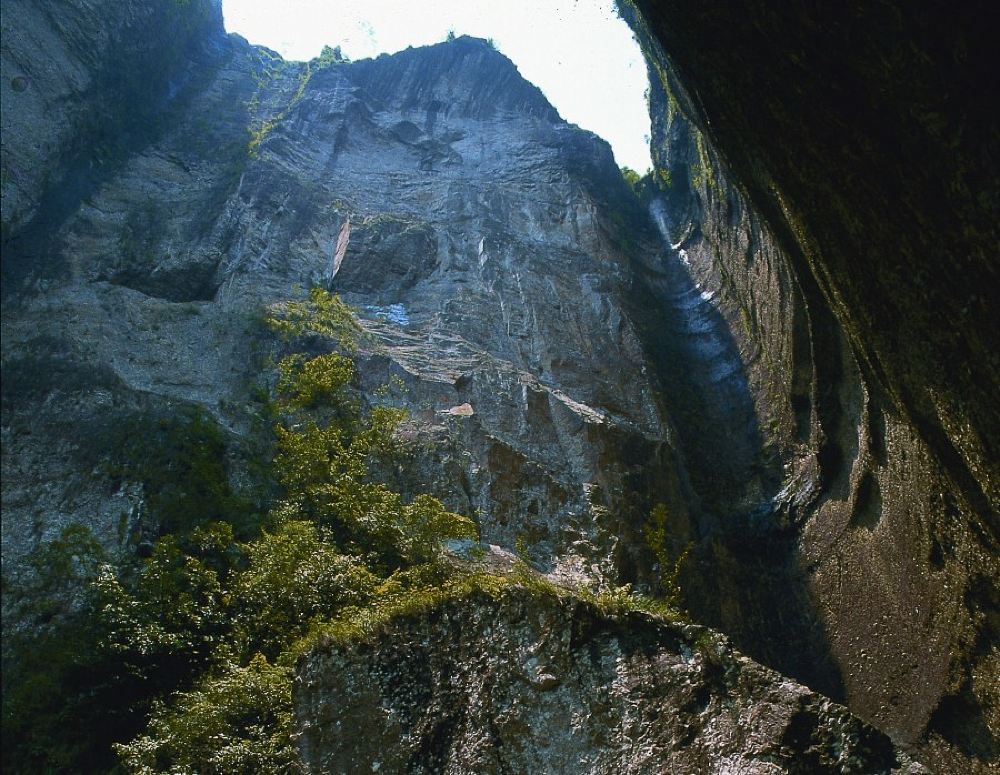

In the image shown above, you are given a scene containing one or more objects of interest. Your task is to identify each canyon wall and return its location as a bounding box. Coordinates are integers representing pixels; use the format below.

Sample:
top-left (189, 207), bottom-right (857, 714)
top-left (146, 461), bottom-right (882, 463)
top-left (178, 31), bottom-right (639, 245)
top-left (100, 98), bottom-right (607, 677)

top-left (3, 4), bottom-right (687, 588)
top-left (1, 0), bottom-right (995, 770)
top-left (623, 2), bottom-right (998, 770)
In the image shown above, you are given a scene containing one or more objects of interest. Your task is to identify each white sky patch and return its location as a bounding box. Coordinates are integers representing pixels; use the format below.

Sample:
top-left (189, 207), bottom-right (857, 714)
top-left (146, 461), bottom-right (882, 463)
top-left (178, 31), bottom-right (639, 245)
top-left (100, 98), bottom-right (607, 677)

top-left (222, 0), bottom-right (652, 172)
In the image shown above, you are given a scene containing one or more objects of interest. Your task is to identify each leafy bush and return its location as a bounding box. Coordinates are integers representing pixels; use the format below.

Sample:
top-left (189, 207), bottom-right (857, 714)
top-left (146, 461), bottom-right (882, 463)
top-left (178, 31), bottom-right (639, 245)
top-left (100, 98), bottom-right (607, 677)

top-left (231, 520), bottom-right (378, 658)
top-left (4, 289), bottom-right (676, 772)
top-left (276, 352), bottom-right (354, 410)
top-left (315, 45), bottom-right (348, 66)
top-left (621, 166), bottom-right (642, 187)
top-left (103, 406), bottom-right (260, 539)
top-left (265, 288), bottom-right (362, 348)
top-left (93, 530), bottom-right (229, 669)
top-left (116, 655), bottom-right (299, 775)
top-left (96, 291), bottom-right (479, 770)
top-left (2, 526), bottom-right (120, 773)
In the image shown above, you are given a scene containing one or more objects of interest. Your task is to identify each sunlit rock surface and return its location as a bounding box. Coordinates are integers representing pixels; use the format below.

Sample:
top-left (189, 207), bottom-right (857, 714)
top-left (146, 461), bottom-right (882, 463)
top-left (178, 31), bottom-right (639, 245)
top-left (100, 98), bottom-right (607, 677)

top-left (296, 589), bottom-right (918, 775)
top-left (2, 10), bottom-right (687, 585)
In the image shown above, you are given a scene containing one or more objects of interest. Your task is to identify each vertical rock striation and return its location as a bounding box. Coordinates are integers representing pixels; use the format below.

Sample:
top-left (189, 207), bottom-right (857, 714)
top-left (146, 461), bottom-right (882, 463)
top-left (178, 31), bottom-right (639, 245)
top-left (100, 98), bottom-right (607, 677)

top-left (2, 0), bottom-right (995, 770)
top-left (3, 8), bottom-right (687, 591)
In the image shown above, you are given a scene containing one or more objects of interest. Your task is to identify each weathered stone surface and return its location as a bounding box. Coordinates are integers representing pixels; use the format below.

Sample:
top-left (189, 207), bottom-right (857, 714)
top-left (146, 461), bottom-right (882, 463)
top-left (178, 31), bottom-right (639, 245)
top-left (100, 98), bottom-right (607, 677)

top-left (623, 1), bottom-right (1000, 524)
top-left (3, 1), bottom-right (996, 771)
top-left (296, 589), bottom-right (918, 775)
top-left (621, 3), bottom-right (1000, 769)
top-left (0, 0), bottom-right (224, 243)
top-left (2, 12), bottom-right (686, 592)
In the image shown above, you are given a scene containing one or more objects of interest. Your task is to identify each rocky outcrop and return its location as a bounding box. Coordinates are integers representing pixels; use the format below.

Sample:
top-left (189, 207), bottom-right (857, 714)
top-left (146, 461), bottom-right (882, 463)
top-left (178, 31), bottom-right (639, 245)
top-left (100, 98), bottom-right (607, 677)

top-left (296, 587), bottom-right (917, 774)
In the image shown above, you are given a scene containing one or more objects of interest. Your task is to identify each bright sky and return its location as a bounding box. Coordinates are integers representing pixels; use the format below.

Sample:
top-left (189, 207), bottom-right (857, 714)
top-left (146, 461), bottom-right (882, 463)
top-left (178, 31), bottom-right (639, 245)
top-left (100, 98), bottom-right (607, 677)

top-left (222, 0), bottom-right (652, 172)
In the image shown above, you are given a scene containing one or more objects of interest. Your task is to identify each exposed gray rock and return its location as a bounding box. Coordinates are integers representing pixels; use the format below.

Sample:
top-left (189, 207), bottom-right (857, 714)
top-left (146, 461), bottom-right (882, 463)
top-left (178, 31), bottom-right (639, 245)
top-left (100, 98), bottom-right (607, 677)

top-left (0, 0), bottom-right (224, 240)
top-left (296, 589), bottom-right (919, 775)
top-left (621, 6), bottom-right (1000, 769)
top-left (2, 14), bottom-right (686, 593)
top-left (4, 1), bottom-right (993, 771)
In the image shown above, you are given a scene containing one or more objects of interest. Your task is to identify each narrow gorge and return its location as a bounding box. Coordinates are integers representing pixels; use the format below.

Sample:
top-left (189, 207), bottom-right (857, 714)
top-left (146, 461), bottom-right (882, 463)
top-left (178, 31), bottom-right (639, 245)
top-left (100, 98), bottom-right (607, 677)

top-left (2, 1), bottom-right (996, 773)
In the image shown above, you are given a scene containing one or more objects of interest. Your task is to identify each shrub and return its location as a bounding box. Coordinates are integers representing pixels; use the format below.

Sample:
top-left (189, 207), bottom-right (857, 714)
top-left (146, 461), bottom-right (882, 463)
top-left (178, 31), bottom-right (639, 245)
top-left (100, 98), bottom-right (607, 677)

top-left (265, 288), bottom-right (362, 349)
top-left (231, 520), bottom-right (378, 658)
top-left (276, 352), bottom-right (354, 410)
top-left (91, 529), bottom-right (233, 698)
top-left (2, 526), bottom-right (144, 773)
top-left (316, 45), bottom-right (348, 66)
top-left (621, 166), bottom-right (642, 187)
top-left (103, 406), bottom-right (260, 539)
top-left (102, 291), bottom-right (479, 768)
top-left (116, 654), bottom-right (299, 775)
top-left (643, 503), bottom-right (690, 610)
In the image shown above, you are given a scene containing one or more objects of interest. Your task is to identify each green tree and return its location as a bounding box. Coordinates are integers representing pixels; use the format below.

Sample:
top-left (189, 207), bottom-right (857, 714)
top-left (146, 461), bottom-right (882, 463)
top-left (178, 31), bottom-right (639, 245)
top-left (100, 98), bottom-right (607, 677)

top-left (231, 520), bottom-right (377, 659)
top-left (316, 45), bottom-right (347, 65)
top-left (265, 288), bottom-right (362, 349)
top-left (276, 352), bottom-right (354, 410)
top-left (93, 529), bottom-right (230, 672)
top-left (5, 290), bottom-right (483, 773)
top-left (2, 526), bottom-right (121, 773)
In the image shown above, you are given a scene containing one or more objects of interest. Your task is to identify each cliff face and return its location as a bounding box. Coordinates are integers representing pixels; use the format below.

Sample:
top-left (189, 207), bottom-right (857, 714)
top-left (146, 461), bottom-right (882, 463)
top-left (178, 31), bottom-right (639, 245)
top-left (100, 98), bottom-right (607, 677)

top-left (622, 2), bottom-right (999, 770)
top-left (2, 7), bottom-right (688, 585)
top-left (622, 1), bottom-right (999, 520)
top-left (0, 0), bottom-right (224, 242)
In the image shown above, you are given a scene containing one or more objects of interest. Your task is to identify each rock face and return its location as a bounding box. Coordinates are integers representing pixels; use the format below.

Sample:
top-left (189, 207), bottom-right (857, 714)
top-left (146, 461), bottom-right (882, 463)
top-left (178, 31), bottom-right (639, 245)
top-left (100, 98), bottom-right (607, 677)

top-left (296, 589), bottom-right (914, 775)
top-left (0, 0), bottom-right (224, 243)
top-left (2, 6), bottom-right (687, 584)
top-left (622, 1), bottom-right (1000, 520)
top-left (621, 2), bottom-right (999, 771)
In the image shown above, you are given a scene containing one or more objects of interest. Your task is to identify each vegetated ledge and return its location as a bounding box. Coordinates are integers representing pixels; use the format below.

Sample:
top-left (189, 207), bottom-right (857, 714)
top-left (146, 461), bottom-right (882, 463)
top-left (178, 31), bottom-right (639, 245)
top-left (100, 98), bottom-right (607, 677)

top-left (295, 567), bottom-right (921, 775)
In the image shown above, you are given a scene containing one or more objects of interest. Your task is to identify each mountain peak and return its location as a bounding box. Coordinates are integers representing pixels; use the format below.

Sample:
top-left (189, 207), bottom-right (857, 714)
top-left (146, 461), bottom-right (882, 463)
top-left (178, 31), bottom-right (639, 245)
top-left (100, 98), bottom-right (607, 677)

top-left (345, 36), bottom-right (560, 123)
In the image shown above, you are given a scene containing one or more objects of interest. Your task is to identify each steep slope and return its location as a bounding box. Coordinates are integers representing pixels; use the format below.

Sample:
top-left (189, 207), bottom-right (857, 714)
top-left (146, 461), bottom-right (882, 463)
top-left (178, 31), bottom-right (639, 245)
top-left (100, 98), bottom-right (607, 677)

top-left (5, 5), bottom-right (874, 768)
top-left (2, 0), bottom-right (992, 771)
